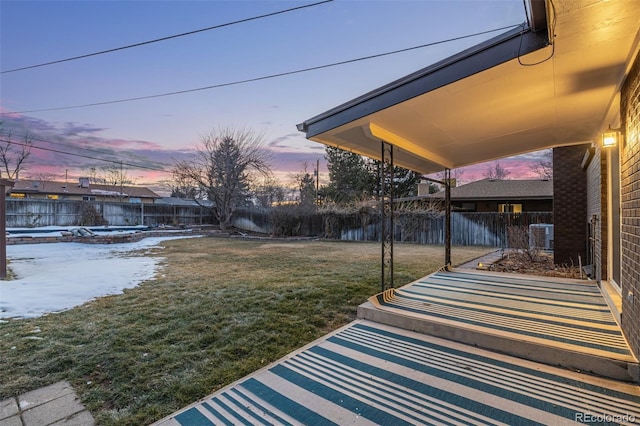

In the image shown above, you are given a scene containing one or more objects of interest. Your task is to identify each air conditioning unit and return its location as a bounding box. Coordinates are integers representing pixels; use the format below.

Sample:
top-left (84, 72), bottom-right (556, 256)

top-left (529, 224), bottom-right (554, 250)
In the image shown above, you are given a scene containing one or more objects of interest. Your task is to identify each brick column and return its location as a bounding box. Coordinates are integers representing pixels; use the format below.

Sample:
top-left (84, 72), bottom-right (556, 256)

top-left (553, 145), bottom-right (590, 266)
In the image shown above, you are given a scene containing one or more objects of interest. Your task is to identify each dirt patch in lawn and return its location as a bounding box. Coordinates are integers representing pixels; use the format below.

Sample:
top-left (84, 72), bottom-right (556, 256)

top-left (491, 251), bottom-right (585, 280)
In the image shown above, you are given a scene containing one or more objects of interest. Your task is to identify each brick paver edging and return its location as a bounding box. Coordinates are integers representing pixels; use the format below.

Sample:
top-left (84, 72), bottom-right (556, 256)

top-left (6, 230), bottom-right (205, 245)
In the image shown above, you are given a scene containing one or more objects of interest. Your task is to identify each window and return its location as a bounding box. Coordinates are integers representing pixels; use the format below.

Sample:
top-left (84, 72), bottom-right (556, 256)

top-left (498, 203), bottom-right (522, 213)
top-left (459, 202), bottom-right (476, 211)
top-left (82, 196), bottom-right (96, 201)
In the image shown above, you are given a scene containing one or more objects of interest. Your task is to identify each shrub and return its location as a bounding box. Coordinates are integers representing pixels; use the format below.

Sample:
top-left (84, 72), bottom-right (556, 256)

top-left (507, 225), bottom-right (539, 261)
top-left (75, 203), bottom-right (108, 226)
top-left (270, 204), bottom-right (316, 237)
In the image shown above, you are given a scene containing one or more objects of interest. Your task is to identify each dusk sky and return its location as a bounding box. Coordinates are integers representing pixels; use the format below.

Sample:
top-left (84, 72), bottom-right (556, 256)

top-left (0, 0), bottom-right (549, 194)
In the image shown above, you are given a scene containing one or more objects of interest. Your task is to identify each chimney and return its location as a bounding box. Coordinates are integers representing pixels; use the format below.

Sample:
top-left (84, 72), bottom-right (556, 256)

top-left (79, 177), bottom-right (90, 188)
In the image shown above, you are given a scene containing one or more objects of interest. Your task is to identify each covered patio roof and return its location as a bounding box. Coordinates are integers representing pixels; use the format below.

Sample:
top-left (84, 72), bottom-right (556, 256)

top-left (297, 1), bottom-right (640, 174)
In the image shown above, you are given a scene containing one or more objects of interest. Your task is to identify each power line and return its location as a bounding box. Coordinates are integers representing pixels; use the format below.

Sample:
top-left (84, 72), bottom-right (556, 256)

top-left (1, 24), bottom-right (521, 115)
top-left (1, 0), bottom-right (334, 74)
top-left (1, 129), bottom-right (171, 168)
top-left (25, 134), bottom-right (170, 169)
top-left (0, 137), bottom-right (169, 172)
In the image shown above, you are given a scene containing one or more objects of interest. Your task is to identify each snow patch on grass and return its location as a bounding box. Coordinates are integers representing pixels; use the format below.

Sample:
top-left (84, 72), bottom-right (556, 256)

top-left (0, 236), bottom-right (198, 319)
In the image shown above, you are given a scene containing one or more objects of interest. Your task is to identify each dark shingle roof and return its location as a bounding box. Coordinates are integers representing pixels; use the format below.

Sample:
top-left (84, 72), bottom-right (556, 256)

top-left (12, 179), bottom-right (161, 199)
top-left (432, 178), bottom-right (553, 200)
top-left (155, 197), bottom-right (213, 207)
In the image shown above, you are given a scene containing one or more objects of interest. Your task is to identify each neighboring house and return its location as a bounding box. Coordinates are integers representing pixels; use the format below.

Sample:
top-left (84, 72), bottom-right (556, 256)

top-left (422, 178), bottom-right (552, 213)
top-left (9, 178), bottom-right (161, 204)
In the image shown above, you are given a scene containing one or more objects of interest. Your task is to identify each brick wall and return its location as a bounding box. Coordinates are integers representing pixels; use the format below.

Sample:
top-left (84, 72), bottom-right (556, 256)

top-left (553, 145), bottom-right (590, 265)
top-left (620, 52), bottom-right (640, 358)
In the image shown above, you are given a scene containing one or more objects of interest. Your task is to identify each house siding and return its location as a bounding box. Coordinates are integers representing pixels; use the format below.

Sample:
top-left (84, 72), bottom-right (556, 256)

top-left (553, 145), bottom-right (589, 266)
top-left (586, 147), bottom-right (605, 282)
top-left (621, 51), bottom-right (640, 358)
top-left (9, 193), bottom-right (158, 204)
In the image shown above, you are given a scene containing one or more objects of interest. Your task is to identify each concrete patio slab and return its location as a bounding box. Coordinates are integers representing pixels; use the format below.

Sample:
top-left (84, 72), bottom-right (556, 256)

top-left (0, 381), bottom-right (94, 426)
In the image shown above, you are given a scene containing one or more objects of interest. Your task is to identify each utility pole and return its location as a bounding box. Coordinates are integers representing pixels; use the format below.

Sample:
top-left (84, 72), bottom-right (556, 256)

top-left (120, 161), bottom-right (124, 203)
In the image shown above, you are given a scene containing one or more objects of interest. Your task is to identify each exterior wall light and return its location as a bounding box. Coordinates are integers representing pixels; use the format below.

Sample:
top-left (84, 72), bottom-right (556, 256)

top-left (602, 127), bottom-right (622, 148)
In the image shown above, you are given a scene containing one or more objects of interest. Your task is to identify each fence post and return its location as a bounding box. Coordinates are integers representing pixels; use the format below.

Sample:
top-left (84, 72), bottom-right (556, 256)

top-left (0, 179), bottom-right (15, 279)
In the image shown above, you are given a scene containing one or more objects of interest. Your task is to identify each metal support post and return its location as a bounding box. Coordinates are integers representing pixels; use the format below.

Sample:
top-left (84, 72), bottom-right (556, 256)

top-left (445, 168), bottom-right (452, 268)
top-left (381, 141), bottom-right (394, 291)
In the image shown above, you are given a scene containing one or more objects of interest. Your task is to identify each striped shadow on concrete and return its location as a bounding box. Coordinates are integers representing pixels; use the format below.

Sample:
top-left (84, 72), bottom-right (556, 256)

top-left (359, 269), bottom-right (638, 382)
top-left (154, 320), bottom-right (640, 425)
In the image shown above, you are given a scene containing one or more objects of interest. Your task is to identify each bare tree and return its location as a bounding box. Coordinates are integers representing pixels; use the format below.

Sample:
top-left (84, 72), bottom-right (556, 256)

top-left (435, 167), bottom-right (465, 188)
top-left (289, 161), bottom-right (316, 206)
top-left (529, 149), bottom-right (553, 179)
top-left (99, 163), bottom-right (133, 187)
top-left (82, 164), bottom-right (133, 202)
top-left (29, 172), bottom-right (57, 181)
top-left (252, 176), bottom-right (285, 207)
top-left (483, 161), bottom-right (511, 180)
top-left (0, 122), bottom-right (32, 179)
top-left (83, 164), bottom-right (133, 186)
top-left (172, 126), bottom-right (272, 229)
top-left (169, 174), bottom-right (197, 199)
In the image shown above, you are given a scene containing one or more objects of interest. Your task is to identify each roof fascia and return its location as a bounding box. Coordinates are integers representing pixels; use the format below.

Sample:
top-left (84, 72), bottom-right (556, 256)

top-left (297, 25), bottom-right (550, 138)
top-left (453, 196), bottom-right (552, 200)
top-left (429, 194), bottom-right (552, 201)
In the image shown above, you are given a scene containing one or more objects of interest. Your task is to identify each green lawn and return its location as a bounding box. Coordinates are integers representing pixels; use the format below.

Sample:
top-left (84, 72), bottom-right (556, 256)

top-left (0, 237), bottom-right (493, 425)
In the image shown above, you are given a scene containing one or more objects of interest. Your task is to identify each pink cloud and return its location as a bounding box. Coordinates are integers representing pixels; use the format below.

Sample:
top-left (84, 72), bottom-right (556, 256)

top-left (451, 151), bottom-right (551, 183)
top-left (92, 138), bottom-right (165, 150)
top-left (0, 111), bottom-right (21, 119)
top-left (4, 112), bottom-right (553, 190)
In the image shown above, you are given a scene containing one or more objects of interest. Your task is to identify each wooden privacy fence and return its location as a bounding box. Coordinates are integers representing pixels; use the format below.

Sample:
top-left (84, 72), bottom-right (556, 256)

top-left (339, 212), bottom-right (553, 247)
top-left (9, 199), bottom-right (552, 248)
top-left (337, 211), bottom-right (553, 247)
top-left (230, 207), bottom-right (552, 248)
top-left (232, 207), bottom-right (324, 236)
top-left (6, 199), bottom-right (210, 227)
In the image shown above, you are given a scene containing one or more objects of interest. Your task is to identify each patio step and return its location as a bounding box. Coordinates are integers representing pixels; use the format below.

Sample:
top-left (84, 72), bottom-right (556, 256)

top-left (358, 268), bottom-right (640, 383)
